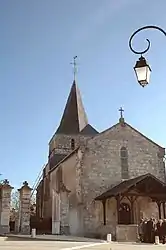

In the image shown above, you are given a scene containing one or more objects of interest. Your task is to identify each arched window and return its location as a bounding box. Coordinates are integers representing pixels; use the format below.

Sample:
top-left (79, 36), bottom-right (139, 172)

top-left (71, 139), bottom-right (75, 150)
top-left (120, 147), bottom-right (129, 179)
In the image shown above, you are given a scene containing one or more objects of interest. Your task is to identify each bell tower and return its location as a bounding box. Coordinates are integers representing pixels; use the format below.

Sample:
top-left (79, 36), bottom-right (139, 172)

top-left (48, 80), bottom-right (88, 170)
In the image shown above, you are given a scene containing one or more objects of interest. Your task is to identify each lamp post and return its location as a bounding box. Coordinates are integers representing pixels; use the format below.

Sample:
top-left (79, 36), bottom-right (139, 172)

top-left (129, 25), bottom-right (166, 87)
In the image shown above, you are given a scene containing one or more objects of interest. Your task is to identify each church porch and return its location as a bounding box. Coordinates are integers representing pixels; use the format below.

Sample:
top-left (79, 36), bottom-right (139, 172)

top-left (95, 173), bottom-right (166, 241)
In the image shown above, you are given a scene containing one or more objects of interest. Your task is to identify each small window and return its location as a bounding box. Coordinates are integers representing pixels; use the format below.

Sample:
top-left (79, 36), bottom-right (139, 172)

top-left (71, 139), bottom-right (75, 150)
top-left (120, 147), bottom-right (129, 179)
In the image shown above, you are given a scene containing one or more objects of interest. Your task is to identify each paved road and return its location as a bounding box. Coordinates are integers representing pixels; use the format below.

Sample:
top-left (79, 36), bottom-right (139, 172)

top-left (1, 238), bottom-right (166, 250)
top-left (0, 239), bottom-right (110, 250)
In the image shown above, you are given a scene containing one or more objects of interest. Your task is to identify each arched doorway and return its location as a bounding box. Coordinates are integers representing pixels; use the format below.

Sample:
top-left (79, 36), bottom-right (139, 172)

top-left (118, 202), bottom-right (131, 224)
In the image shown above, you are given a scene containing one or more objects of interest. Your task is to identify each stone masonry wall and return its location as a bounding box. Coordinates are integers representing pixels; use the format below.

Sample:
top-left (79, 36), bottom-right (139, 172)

top-left (49, 134), bottom-right (94, 156)
top-left (46, 133), bottom-right (96, 233)
top-left (50, 152), bottom-right (79, 235)
top-left (138, 197), bottom-right (159, 219)
top-left (93, 198), bottom-right (117, 239)
top-left (60, 192), bottom-right (69, 234)
top-left (42, 134), bottom-right (95, 221)
top-left (80, 122), bottom-right (165, 235)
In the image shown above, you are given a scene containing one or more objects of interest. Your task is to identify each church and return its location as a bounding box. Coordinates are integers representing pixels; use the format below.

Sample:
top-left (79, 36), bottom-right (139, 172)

top-left (36, 79), bottom-right (166, 241)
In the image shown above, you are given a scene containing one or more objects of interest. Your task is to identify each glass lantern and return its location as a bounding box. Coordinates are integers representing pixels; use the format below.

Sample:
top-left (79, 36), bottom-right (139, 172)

top-left (134, 56), bottom-right (151, 87)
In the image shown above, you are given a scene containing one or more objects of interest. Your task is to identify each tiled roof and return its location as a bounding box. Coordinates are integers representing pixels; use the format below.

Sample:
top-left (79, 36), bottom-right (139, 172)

top-left (80, 124), bottom-right (99, 135)
top-left (95, 173), bottom-right (166, 200)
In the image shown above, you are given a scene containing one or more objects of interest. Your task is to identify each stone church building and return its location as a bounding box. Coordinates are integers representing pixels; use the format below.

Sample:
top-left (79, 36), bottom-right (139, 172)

top-left (36, 80), bottom-right (166, 241)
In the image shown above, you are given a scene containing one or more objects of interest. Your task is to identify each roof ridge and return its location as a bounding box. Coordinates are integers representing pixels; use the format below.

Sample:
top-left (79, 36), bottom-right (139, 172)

top-left (88, 121), bottom-right (164, 149)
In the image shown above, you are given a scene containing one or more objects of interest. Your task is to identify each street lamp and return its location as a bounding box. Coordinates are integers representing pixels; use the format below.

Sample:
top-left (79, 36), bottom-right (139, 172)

top-left (129, 25), bottom-right (166, 87)
top-left (134, 56), bottom-right (151, 87)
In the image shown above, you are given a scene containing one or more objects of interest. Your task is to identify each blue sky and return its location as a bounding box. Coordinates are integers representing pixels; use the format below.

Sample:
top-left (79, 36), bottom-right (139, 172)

top-left (1, 0), bottom-right (166, 189)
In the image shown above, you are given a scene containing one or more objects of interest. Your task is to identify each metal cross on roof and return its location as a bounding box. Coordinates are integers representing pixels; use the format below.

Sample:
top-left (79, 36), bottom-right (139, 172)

top-left (119, 107), bottom-right (124, 119)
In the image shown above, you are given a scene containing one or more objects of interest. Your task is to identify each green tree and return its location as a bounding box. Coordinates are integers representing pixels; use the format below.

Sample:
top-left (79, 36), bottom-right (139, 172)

top-left (11, 190), bottom-right (20, 211)
top-left (11, 190), bottom-right (36, 211)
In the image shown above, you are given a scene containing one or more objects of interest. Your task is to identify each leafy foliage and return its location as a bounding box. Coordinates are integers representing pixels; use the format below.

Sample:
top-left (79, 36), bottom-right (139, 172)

top-left (11, 191), bottom-right (20, 211)
top-left (11, 190), bottom-right (36, 212)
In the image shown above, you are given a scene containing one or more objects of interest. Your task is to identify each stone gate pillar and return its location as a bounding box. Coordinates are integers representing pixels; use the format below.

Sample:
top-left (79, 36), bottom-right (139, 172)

top-left (0, 179), bottom-right (13, 234)
top-left (18, 181), bottom-right (32, 234)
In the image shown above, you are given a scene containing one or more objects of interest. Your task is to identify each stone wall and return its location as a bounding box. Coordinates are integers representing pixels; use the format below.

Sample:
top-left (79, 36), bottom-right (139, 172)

top-left (138, 197), bottom-right (159, 219)
top-left (116, 225), bottom-right (139, 242)
top-left (49, 134), bottom-right (94, 156)
top-left (93, 198), bottom-right (117, 239)
top-left (50, 152), bottom-right (80, 235)
top-left (50, 147), bottom-right (92, 236)
top-left (39, 133), bottom-right (95, 221)
top-left (80, 122), bottom-right (165, 235)
top-left (60, 192), bottom-right (69, 234)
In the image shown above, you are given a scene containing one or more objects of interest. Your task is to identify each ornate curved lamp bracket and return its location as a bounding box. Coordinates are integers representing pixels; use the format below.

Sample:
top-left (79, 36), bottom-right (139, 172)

top-left (129, 25), bottom-right (166, 55)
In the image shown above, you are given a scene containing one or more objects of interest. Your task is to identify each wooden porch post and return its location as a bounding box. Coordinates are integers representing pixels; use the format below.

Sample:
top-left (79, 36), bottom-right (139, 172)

top-left (126, 196), bottom-right (137, 224)
top-left (130, 197), bottom-right (134, 224)
top-left (157, 201), bottom-right (161, 219)
top-left (116, 195), bottom-right (120, 224)
top-left (102, 200), bottom-right (106, 225)
top-left (162, 202), bottom-right (166, 219)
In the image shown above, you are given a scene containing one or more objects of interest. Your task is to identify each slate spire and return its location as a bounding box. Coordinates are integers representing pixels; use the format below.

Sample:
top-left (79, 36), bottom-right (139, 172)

top-left (56, 81), bottom-right (88, 134)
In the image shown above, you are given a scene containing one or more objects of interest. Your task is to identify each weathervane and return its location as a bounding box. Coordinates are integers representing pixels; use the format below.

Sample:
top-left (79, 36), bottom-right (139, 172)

top-left (70, 56), bottom-right (78, 81)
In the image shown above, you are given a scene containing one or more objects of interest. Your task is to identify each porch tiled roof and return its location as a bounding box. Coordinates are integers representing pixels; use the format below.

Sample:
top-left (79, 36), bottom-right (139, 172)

top-left (95, 173), bottom-right (166, 201)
